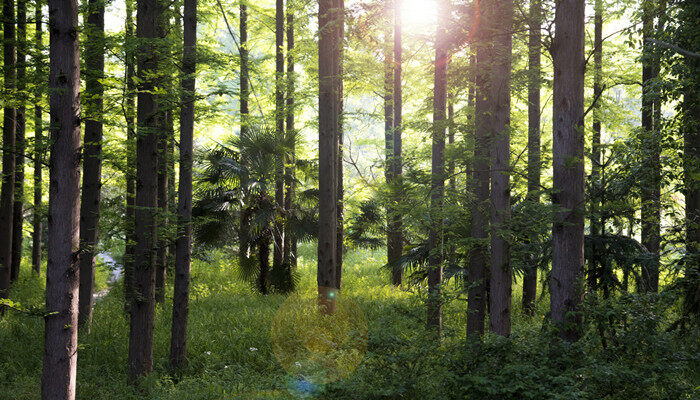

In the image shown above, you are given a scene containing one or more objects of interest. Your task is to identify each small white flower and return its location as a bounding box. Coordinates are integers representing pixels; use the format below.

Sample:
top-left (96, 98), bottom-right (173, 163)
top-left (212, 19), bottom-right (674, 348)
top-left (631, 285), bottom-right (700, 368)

top-left (249, 347), bottom-right (258, 352)
top-left (205, 351), bottom-right (211, 355)
top-left (295, 361), bottom-right (302, 368)
top-left (224, 365), bottom-right (229, 369)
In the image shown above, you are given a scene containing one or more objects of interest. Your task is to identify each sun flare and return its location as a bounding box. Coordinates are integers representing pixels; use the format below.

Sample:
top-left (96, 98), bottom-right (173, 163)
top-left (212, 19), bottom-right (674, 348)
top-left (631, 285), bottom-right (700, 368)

top-left (401, 0), bottom-right (438, 30)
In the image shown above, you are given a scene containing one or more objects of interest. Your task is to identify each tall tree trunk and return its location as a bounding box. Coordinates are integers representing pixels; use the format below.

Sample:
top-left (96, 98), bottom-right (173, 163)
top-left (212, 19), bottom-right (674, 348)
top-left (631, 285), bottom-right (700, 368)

top-left (78, 0), bottom-right (105, 331)
top-left (334, 0), bottom-right (345, 291)
top-left (467, 0), bottom-right (491, 337)
top-left (258, 232), bottom-right (270, 295)
top-left (389, 0), bottom-right (404, 286)
top-left (41, 1), bottom-right (81, 398)
top-left (427, 0), bottom-right (448, 333)
top-left (384, 17), bottom-right (395, 283)
top-left (272, 0), bottom-right (286, 288)
top-left (11, 0), bottom-right (27, 283)
top-left (238, 0), bottom-right (250, 271)
top-left (640, 0), bottom-right (660, 293)
top-left (317, 0), bottom-right (341, 313)
top-left (550, 0), bottom-right (585, 342)
top-left (128, 0), bottom-right (160, 380)
top-left (522, 0), bottom-right (541, 315)
top-left (284, 1), bottom-right (297, 277)
top-left (0, 0), bottom-right (17, 303)
top-left (488, 0), bottom-right (513, 337)
top-left (170, 0), bottom-right (195, 368)
top-left (588, 0), bottom-right (602, 294)
top-left (31, 0), bottom-right (43, 275)
top-left (123, 0), bottom-right (136, 310)
top-left (683, 59), bottom-right (699, 293)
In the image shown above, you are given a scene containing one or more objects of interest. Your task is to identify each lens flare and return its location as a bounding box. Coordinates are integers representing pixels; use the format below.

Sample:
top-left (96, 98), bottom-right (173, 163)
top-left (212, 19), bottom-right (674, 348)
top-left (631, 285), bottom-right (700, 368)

top-left (270, 291), bottom-right (368, 389)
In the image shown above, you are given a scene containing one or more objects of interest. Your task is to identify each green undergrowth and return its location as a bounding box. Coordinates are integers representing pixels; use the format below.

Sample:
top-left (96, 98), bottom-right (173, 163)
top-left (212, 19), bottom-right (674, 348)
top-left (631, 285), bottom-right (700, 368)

top-left (0, 245), bottom-right (697, 399)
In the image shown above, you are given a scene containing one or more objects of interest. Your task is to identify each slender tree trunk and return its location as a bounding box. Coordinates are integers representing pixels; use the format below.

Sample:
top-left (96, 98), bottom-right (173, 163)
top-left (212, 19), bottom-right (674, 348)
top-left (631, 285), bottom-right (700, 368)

top-left (78, 0), bottom-right (105, 331)
top-left (467, 0), bottom-right (491, 337)
top-left (334, 0), bottom-right (345, 291)
top-left (128, 0), bottom-right (160, 380)
top-left (272, 0), bottom-right (286, 287)
top-left (389, 0), bottom-right (404, 286)
top-left (123, 0), bottom-right (136, 310)
top-left (317, 0), bottom-right (341, 313)
top-left (640, 0), bottom-right (660, 293)
top-left (31, 0), bottom-right (43, 275)
top-left (284, 2), bottom-right (297, 277)
top-left (170, 0), bottom-right (195, 368)
top-left (550, 0), bottom-right (585, 342)
top-left (11, 0), bottom-right (27, 283)
top-left (588, 0), bottom-right (602, 294)
top-left (683, 58), bottom-right (699, 287)
top-left (155, 110), bottom-right (169, 303)
top-left (488, 0), bottom-right (513, 337)
top-left (383, 16), bottom-right (394, 282)
top-left (0, 0), bottom-right (17, 302)
top-left (522, 0), bottom-right (541, 315)
top-left (238, 1), bottom-right (250, 270)
top-left (258, 232), bottom-right (270, 295)
top-left (427, 0), bottom-right (448, 333)
top-left (41, 1), bottom-right (81, 398)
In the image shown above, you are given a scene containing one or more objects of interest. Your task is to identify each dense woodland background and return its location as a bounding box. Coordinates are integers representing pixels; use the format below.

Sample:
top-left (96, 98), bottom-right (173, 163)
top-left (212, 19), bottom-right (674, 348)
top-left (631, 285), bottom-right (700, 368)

top-left (0, 0), bottom-right (698, 398)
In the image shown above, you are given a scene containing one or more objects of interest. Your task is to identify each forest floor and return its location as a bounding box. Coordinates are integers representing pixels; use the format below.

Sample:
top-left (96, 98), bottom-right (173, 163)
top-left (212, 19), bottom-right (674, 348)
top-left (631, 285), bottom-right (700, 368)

top-left (0, 244), bottom-right (697, 399)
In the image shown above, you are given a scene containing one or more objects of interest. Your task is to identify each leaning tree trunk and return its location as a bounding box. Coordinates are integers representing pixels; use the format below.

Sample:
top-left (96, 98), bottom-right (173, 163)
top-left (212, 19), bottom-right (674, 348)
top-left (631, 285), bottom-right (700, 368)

top-left (317, 0), bottom-right (341, 313)
top-left (488, 0), bottom-right (513, 337)
top-left (272, 0), bottom-right (286, 287)
top-left (123, 0), bottom-right (136, 310)
top-left (550, 0), bottom-right (585, 342)
top-left (41, 1), bottom-right (81, 399)
top-left (170, 0), bottom-right (196, 368)
top-left (389, 0), bottom-right (404, 286)
top-left (78, 0), bottom-right (105, 331)
top-left (467, 0), bottom-right (491, 337)
top-left (640, 0), bottom-right (660, 293)
top-left (522, 0), bottom-right (541, 315)
top-left (0, 0), bottom-right (17, 303)
top-left (128, 0), bottom-right (161, 381)
top-left (11, 0), bottom-right (27, 283)
top-left (427, 0), bottom-right (449, 334)
top-left (32, 0), bottom-right (43, 275)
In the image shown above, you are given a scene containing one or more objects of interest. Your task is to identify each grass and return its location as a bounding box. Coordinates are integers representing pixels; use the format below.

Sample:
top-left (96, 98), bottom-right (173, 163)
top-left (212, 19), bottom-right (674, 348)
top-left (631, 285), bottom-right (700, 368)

top-left (0, 245), bottom-right (697, 399)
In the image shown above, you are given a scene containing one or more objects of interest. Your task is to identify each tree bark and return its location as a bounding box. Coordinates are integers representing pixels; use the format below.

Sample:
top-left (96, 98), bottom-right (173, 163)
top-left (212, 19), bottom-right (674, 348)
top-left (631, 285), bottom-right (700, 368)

top-left (78, 0), bottom-right (105, 331)
top-left (522, 0), bottom-right (541, 315)
top-left (640, 0), bottom-right (660, 293)
top-left (284, 2), bottom-right (297, 277)
top-left (123, 0), bottom-right (136, 310)
top-left (31, 0), bottom-right (43, 275)
top-left (41, 1), bottom-right (81, 398)
top-left (0, 0), bottom-right (17, 303)
top-left (550, 0), bottom-right (585, 342)
top-left (170, 0), bottom-right (196, 368)
top-left (11, 0), bottom-right (27, 283)
top-left (389, 0), bottom-right (404, 286)
top-left (588, 0), bottom-right (602, 294)
top-left (272, 0), bottom-right (286, 286)
top-left (128, 0), bottom-right (160, 380)
top-left (467, 0), bottom-right (491, 337)
top-left (384, 16), bottom-right (395, 283)
top-left (334, 0), bottom-right (345, 291)
top-left (488, 0), bottom-right (513, 337)
top-left (238, 0), bottom-right (251, 270)
top-left (317, 0), bottom-right (341, 312)
top-left (427, 0), bottom-right (449, 333)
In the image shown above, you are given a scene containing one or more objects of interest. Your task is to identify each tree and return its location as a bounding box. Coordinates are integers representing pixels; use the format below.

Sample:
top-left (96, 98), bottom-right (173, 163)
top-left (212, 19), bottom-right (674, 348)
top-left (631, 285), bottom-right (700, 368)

top-left (640, 0), bottom-right (660, 293)
top-left (0, 0), bottom-right (17, 303)
top-left (123, 0), bottom-right (136, 309)
top-left (283, 0), bottom-right (297, 277)
top-left (170, 0), bottom-right (196, 369)
top-left (78, 0), bottom-right (105, 330)
top-left (318, 0), bottom-right (341, 312)
top-left (389, 0), bottom-right (403, 286)
top-left (427, 0), bottom-right (448, 333)
top-left (11, 0), bottom-right (27, 283)
top-left (335, 0), bottom-right (344, 291)
top-left (467, 0), bottom-right (491, 336)
top-left (550, 0), bottom-right (585, 342)
top-left (41, 1), bottom-right (81, 398)
top-left (522, 0), bottom-right (541, 316)
top-left (272, 0), bottom-right (286, 286)
top-left (32, 0), bottom-right (43, 275)
top-left (128, 0), bottom-right (161, 380)
top-left (488, 0), bottom-right (513, 337)
top-left (588, 0), bottom-right (603, 293)
top-left (239, 0), bottom-right (251, 272)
